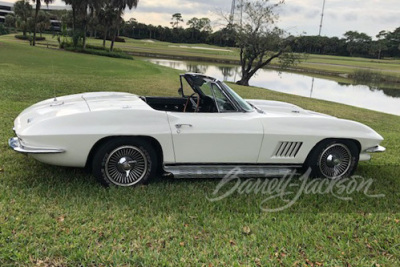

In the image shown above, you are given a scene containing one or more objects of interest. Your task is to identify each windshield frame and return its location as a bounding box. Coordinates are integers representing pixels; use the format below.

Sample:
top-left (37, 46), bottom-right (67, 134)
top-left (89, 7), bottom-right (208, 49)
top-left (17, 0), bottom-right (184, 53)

top-left (181, 73), bottom-right (254, 113)
top-left (217, 81), bottom-right (254, 112)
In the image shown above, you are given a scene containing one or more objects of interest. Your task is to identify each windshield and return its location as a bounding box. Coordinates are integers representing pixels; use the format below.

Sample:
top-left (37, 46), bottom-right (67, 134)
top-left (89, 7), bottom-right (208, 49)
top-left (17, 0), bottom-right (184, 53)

top-left (218, 82), bottom-right (254, 112)
top-left (183, 74), bottom-right (254, 112)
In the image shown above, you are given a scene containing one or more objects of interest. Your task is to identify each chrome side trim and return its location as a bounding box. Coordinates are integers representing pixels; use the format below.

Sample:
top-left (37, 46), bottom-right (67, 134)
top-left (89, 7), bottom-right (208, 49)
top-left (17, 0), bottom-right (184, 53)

top-left (164, 164), bottom-right (300, 179)
top-left (273, 142), bottom-right (303, 158)
top-left (8, 137), bottom-right (65, 154)
top-left (365, 145), bottom-right (386, 153)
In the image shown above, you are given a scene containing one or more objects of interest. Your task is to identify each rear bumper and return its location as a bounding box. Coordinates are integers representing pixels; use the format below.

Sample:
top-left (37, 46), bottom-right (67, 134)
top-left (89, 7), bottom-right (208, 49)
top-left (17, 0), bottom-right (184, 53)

top-left (8, 137), bottom-right (65, 154)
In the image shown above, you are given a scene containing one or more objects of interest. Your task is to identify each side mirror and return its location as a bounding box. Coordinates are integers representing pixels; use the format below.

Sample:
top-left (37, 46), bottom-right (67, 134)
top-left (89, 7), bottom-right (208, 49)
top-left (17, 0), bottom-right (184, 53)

top-left (178, 87), bottom-right (183, 97)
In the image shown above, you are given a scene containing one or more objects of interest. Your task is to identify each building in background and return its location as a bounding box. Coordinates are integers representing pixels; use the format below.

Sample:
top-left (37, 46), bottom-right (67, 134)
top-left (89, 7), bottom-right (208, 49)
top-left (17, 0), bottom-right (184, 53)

top-left (0, 1), bottom-right (13, 23)
top-left (0, 1), bottom-right (64, 31)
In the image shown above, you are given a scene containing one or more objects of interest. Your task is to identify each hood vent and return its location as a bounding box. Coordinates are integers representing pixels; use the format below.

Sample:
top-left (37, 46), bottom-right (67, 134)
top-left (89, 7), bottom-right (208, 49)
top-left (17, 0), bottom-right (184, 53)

top-left (273, 142), bottom-right (303, 158)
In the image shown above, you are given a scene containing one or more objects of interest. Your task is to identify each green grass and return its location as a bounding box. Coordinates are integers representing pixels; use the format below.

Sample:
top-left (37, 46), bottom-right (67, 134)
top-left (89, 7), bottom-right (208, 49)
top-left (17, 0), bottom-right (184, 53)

top-left (4, 33), bottom-right (400, 83)
top-left (0, 37), bottom-right (400, 266)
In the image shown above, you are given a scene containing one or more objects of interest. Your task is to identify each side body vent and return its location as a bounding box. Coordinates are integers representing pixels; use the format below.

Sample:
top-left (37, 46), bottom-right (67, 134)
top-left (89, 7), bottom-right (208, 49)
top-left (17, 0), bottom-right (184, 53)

top-left (273, 142), bottom-right (303, 158)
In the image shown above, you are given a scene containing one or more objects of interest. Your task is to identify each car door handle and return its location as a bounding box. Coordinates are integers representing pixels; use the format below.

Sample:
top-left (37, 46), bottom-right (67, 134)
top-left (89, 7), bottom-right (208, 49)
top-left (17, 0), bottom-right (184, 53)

top-left (175, 124), bottom-right (193, 129)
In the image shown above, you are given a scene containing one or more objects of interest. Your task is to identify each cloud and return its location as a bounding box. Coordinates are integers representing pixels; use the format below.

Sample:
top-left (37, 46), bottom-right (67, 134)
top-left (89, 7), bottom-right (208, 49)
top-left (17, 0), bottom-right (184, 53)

top-left (2, 0), bottom-right (399, 38)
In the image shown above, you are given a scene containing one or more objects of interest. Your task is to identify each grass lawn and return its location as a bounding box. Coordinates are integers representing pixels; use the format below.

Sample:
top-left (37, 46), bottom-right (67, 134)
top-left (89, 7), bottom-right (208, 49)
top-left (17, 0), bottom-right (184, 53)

top-left (0, 37), bottom-right (399, 266)
top-left (4, 33), bottom-right (400, 82)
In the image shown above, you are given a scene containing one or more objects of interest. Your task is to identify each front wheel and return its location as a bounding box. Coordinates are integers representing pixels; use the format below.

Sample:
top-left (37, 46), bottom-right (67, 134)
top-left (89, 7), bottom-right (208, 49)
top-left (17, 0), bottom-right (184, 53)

top-left (92, 138), bottom-right (158, 187)
top-left (305, 140), bottom-right (359, 179)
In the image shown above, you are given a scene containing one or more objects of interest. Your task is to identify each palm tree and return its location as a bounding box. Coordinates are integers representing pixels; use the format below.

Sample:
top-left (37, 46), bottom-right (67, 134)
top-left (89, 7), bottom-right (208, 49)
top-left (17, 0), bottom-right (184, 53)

top-left (31, 0), bottom-right (53, 46)
top-left (82, 0), bottom-right (104, 49)
top-left (62, 0), bottom-right (80, 33)
top-left (98, 3), bottom-right (117, 48)
top-left (109, 0), bottom-right (139, 51)
top-left (14, 0), bottom-right (32, 37)
top-left (62, 0), bottom-right (104, 49)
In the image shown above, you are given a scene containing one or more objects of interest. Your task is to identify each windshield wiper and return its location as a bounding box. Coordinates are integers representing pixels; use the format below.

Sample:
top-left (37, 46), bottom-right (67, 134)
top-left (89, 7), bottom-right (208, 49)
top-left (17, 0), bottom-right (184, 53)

top-left (248, 102), bottom-right (265, 114)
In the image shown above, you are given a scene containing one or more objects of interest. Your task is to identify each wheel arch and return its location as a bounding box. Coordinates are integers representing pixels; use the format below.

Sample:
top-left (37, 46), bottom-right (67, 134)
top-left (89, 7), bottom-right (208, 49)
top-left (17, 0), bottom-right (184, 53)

top-left (85, 135), bottom-right (164, 173)
top-left (303, 138), bottom-right (361, 166)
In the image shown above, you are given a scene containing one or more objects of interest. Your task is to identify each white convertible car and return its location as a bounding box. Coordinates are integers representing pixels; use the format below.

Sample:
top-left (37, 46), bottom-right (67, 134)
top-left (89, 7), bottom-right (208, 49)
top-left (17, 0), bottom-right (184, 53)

top-left (9, 73), bottom-right (385, 186)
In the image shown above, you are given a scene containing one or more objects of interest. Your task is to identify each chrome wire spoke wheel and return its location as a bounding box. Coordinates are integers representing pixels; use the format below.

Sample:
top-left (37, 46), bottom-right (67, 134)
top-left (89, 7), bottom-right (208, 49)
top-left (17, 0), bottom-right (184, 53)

top-left (105, 146), bottom-right (148, 186)
top-left (319, 143), bottom-right (352, 179)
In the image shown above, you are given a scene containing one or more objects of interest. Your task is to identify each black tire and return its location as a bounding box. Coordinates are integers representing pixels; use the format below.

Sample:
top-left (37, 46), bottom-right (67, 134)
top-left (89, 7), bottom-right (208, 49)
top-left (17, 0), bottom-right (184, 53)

top-left (305, 140), bottom-right (359, 179)
top-left (92, 138), bottom-right (158, 187)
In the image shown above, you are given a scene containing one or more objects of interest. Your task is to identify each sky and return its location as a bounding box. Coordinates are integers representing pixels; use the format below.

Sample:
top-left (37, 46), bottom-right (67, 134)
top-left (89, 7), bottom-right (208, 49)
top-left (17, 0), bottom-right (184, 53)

top-left (2, 0), bottom-right (399, 38)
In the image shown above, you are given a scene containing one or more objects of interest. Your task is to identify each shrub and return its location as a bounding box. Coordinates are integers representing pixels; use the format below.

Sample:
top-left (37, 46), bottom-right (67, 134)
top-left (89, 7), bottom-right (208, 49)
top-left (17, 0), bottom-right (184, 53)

top-left (96, 36), bottom-right (126, 42)
top-left (15, 35), bottom-right (46, 41)
top-left (64, 46), bottom-right (133, 60)
top-left (0, 24), bottom-right (9, 35)
top-left (353, 69), bottom-right (400, 85)
top-left (86, 44), bottom-right (123, 53)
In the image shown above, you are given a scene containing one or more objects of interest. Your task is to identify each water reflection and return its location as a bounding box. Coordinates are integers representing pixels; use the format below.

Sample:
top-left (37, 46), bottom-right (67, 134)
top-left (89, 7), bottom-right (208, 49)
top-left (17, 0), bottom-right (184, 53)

top-left (147, 59), bottom-right (400, 116)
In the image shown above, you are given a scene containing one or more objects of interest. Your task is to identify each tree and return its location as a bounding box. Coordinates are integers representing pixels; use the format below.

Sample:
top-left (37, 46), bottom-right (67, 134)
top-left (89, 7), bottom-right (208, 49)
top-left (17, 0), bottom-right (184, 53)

top-left (187, 17), bottom-right (212, 41)
top-left (109, 0), bottom-right (139, 51)
top-left (98, 3), bottom-right (116, 48)
top-left (36, 11), bottom-right (50, 37)
top-left (62, 0), bottom-right (84, 47)
top-left (61, 0), bottom-right (104, 48)
top-left (4, 15), bottom-right (16, 29)
top-left (170, 13), bottom-right (183, 29)
top-left (14, 0), bottom-right (32, 36)
top-left (373, 30), bottom-right (388, 59)
top-left (384, 27), bottom-right (400, 58)
top-left (232, 0), bottom-right (300, 86)
top-left (82, 0), bottom-right (103, 49)
top-left (62, 0), bottom-right (80, 33)
top-left (31, 0), bottom-right (53, 46)
top-left (344, 31), bottom-right (372, 57)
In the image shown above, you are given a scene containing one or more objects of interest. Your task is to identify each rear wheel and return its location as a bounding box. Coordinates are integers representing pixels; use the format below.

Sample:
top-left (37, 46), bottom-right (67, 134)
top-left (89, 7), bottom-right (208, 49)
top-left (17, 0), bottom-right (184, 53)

top-left (92, 138), bottom-right (158, 187)
top-left (305, 140), bottom-right (359, 179)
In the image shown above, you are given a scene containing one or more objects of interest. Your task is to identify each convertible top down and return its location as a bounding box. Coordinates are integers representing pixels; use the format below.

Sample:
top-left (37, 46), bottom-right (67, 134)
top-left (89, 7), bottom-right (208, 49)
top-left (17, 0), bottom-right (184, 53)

top-left (9, 73), bottom-right (385, 186)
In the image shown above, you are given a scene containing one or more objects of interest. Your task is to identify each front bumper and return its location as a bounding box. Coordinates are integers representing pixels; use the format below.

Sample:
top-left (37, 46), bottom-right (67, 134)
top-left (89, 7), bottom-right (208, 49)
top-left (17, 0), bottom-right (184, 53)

top-left (365, 145), bottom-right (386, 153)
top-left (8, 137), bottom-right (65, 154)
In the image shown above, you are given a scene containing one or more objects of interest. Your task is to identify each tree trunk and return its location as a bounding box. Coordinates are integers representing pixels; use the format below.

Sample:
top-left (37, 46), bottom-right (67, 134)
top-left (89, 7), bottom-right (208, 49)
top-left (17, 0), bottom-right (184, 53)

top-left (110, 29), bottom-right (116, 51)
top-left (72, 6), bottom-right (76, 34)
top-left (236, 74), bottom-right (251, 86)
top-left (33, 1), bottom-right (40, 46)
top-left (83, 20), bottom-right (87, 49)
top-left (103, 28), bottom-right (107, 48)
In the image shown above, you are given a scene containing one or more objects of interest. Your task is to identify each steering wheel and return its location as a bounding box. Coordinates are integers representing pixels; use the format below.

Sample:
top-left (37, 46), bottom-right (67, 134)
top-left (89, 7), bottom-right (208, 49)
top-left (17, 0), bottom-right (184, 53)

top-left (184, 93), bottom-right (200, 112)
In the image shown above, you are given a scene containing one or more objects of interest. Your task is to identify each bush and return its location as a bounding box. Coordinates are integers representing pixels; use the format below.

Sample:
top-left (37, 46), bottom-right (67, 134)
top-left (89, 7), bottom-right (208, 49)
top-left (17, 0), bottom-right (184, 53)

top-left (86, 44), bottom-right (123, 53)
top-left (352, 69), bottom-right (383, 86)
top-left (0, 24), bottom-right (9, 35)
top-left (96, 36), bottom-right (126, 42)
top-left (15, 35), bottom-right (46, 41)
top-left (64, 46), bottom-right (133, 60)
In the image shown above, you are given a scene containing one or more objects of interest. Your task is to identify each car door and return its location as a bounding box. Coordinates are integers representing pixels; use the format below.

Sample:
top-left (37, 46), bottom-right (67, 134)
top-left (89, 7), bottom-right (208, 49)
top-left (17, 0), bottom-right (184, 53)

top-left (167, 111), bottom-right (264, 164)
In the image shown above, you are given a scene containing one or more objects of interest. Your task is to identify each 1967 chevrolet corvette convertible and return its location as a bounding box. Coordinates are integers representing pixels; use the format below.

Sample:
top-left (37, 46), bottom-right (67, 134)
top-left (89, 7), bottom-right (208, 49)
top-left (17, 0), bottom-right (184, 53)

top-left (9, 73), bottom-right (385, 186)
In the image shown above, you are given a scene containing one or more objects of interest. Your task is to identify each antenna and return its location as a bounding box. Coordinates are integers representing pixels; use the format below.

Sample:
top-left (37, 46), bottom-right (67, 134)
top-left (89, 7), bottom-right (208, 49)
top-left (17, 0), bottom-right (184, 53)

top-left (51, 58), bottom-right (57, 102)
top-left (318, 0), bottom-right (326, 36)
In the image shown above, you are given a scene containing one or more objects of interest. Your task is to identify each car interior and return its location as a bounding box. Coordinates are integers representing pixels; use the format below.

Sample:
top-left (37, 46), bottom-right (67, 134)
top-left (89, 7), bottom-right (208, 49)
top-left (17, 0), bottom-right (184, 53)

top-left (140, 74), bottom-right (236, 113)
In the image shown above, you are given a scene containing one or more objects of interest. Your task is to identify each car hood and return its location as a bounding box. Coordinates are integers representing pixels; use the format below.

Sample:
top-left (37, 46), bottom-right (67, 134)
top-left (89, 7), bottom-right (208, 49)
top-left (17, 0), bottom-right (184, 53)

top-left (246, 99), bottom-right (334, 118)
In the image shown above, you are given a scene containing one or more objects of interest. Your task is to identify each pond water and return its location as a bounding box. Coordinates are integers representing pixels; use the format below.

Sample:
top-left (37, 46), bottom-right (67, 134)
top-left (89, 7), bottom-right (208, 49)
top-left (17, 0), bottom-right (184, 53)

top-left (146, 58), bottom-right (400, 116)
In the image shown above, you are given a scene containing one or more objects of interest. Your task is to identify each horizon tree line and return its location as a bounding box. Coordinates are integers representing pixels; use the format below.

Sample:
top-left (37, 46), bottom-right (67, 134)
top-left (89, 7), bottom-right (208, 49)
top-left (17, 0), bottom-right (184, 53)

top-left (4, 0), bottom-right (400, 59)
top-left (2, 0), bottom-right (400, 86)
